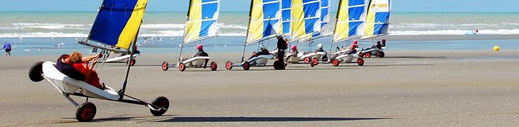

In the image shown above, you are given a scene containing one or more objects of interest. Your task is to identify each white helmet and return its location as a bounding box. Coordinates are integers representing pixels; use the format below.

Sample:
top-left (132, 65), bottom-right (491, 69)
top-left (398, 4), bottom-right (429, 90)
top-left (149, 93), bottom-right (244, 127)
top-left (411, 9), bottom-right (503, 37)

top-left (317, 43), bottom-right (323, 49)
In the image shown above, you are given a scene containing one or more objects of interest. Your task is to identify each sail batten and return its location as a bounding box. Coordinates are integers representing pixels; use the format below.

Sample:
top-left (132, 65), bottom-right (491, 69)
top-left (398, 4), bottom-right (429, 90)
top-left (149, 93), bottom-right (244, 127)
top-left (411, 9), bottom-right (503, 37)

top-left (245, 0), bottom-right (282, 45)
top-left (183, 0), bottom-right (220, 44)
top-left (88, 0), bottom-right (148, 50)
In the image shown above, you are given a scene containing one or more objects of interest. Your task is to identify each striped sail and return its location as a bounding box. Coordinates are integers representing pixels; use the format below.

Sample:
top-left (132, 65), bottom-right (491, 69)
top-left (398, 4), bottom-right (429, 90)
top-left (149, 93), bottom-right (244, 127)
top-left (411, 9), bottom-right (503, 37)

top-left (183, 0), bottom-right (220, 44)
top-left (364, 0), bottom-right (391, 38)
top-left (89, 0), bottom-right (148, 49)
top-left (333, 0), bottom-right (369, 42)
top-left (290, 0), bottom-right (321, 41)
top-left (281, 0), bottom-right (292, 35)
top-left (312, 0), bottom-right (331, 38)
top-left (246, 0), bottom-right (282, 45)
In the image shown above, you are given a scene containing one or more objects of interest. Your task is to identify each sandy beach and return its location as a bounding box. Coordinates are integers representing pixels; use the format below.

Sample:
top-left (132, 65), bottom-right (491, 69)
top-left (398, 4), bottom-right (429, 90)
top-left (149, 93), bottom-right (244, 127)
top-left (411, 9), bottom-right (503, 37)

top-left (0, 50), bottom-right (518, 127)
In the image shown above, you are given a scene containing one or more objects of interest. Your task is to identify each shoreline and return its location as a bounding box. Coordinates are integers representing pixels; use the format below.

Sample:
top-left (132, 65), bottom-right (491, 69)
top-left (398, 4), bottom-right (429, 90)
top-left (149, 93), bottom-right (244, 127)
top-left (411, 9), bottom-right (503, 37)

top-left (1, 35), bottom-right (519, 41)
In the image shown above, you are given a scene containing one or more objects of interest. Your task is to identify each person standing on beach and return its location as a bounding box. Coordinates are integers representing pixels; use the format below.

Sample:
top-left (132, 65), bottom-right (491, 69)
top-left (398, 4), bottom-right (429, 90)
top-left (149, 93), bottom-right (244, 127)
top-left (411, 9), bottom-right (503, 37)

top-left (274, 35), bottom-right (288, 70)
top-left (2, 42), bottom-right (12, 56)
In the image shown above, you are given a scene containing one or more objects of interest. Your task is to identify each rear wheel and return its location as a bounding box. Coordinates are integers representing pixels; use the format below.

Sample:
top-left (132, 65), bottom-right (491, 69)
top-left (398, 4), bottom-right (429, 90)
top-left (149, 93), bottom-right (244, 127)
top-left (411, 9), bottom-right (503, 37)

top-left (332, 59), bottom-right (340, 66)
top-left (162, 62), bottom-right (169, 71)
top-left (357, 58), bottom-right (364, 66)
top-left (365, 52), bottom-right (372, 58)
top-left (312, 58), bottom-right (319, 66)
top-left (242, 62), bottom-right (250, 70)
top-left (210, 62), bottom-right (217, 71)
top-left (29, 61), bottom-right (45, 82)
top-left (179, 63), bottom-right (186, 71)
top-left (76, 102), bottom-right (96, 122)
top-left (150, 96), bottom-right (169, 116)
top-left (303, 57), bottom-right (310, 64)
top-left (378, 51), bottom-right (385, 58)
top-left (225, 61), bottom-right (233, 70)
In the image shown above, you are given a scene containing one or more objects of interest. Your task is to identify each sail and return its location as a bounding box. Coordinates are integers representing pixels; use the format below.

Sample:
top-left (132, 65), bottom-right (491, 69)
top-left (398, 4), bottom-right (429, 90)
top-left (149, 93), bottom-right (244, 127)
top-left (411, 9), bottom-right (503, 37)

top-left (89, 0), bottom-right (148, 50)
top-left (183, 0), bottom-right (220, 44)
top-left (364, 0), bottom-right (391, 38)
top-left (312, 0), bottom-right (331, 38)
top-left (246, 0), bottom-right (282, 45)
top-left (333, 0), bottom-right (369, 42)
top-left (281, 0), bottom-right (292, 35)
top-left (290, 0), bottom-right (321, 41)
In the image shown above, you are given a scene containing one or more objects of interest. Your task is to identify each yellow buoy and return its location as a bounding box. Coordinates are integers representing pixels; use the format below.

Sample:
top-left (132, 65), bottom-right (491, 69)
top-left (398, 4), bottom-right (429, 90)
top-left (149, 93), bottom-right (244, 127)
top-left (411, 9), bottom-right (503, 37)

top-left (493, 46), bottom-right (500, 51)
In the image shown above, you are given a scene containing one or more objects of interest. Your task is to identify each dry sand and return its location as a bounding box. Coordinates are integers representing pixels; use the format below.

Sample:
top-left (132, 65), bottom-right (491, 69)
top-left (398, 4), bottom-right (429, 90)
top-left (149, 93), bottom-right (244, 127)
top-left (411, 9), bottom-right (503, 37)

top-left (0, 50), bottom-right (518, 127)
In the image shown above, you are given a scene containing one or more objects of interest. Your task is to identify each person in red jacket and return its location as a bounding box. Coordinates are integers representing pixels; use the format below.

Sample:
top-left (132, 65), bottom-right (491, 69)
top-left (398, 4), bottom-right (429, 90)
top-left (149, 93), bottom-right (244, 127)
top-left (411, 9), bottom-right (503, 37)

top-left (69, 52), bottom-right (104, 89)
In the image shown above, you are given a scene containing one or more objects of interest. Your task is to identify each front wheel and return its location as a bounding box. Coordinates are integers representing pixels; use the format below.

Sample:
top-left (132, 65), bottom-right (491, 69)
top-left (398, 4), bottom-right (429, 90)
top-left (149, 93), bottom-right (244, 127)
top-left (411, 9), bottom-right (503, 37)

top-left (210, 61), bottom-right (217, 71)
top-left (162, 62), bottom-right (169, 71)
top-left (357, 58), bottom-right (364, 66)
top-left (225, 61), bottom-right (233, 70)
top-left (128, 59), bottom-right (136, 66)
top-left (150, 96), bottom-right (169, 116)
top-left (312, 58), bottom-right (319, 66)
top-left (332, 59), bottom-right (340, 66)
top-left (76, 102), bottom-right (96, 122)
top-left (29, 61), bottom-right (45, 82)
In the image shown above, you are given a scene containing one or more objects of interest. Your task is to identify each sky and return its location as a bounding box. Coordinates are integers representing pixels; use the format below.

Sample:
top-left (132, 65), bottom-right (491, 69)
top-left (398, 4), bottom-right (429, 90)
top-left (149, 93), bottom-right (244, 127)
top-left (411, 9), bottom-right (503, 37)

top-left (0, 0), bottom-right (517, 12)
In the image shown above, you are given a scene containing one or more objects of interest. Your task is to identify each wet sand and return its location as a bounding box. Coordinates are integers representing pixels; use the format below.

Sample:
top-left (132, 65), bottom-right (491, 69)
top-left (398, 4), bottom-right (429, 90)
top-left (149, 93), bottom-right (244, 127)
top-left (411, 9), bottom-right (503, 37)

top-left (0, 50), bottom-right (519, 127)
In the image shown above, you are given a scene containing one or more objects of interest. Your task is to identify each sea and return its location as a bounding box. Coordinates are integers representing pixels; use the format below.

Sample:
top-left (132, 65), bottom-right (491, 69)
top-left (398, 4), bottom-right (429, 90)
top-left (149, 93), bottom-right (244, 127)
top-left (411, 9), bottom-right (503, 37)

top-left (1, 12), bottom-right (519, 55)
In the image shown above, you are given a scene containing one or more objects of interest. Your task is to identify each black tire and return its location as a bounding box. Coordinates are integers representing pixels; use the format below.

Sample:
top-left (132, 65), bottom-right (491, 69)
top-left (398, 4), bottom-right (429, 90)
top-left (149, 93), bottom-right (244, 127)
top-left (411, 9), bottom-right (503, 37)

top-left (128, 59), bottom-right (136, 66)
top-left (162, 62), bottom-right (169, 71)
top-left (210, 62), bottom-right (217, 71)
top-left (312, 58), bottom-right (319, 66)
top-left (378, 51), bottom-right (385, 58)
top-left (76, 102), bottom-right (97, 122)
top-left (29, 61), bottom-right (45, 82)
top-left (332, 59), bottom-right (340, 66)
top-left (179, 63), bottom-right (186, 72)
top-left (225, 61), bottom-right (233, 70)
top-left (150, 96), bottom-right (169, 116)
top-left (242, 62), bottom-right (250, 70)
top-left (357, 58), bottom-right (364, 66)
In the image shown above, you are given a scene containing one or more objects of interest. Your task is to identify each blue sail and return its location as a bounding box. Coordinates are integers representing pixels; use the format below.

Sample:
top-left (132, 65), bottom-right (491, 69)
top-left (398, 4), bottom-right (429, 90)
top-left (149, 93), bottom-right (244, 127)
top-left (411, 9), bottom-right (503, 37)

top-left (88, 0), bottom-right (148, 49)
top-left (291, 0), bottom-right (321, 41)
top-left (312, 0), bottom-right (331, 38)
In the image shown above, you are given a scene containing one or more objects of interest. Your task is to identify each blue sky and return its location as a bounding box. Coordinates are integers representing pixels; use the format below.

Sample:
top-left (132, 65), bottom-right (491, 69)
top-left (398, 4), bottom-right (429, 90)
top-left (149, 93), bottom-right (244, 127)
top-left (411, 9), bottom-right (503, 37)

top-left (0, 0), bottom-right (517, 12)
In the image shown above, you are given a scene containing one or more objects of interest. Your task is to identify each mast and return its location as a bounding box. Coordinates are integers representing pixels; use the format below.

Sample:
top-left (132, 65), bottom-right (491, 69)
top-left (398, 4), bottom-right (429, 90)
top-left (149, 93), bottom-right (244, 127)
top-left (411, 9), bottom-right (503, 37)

top-left (178, 0), bottom-right (193, 63)
top-left (328, 0), bottom-right (343, 54)
top-left (241, 0), bottom-right (254, 63)
top-left (119, 20), bottom-right (142, 95)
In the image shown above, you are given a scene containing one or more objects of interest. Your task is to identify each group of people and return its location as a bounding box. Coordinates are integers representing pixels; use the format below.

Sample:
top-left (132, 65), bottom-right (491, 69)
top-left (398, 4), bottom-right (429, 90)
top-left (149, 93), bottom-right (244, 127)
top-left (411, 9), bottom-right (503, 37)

top-left (56, 36), bottom-right (386, 89)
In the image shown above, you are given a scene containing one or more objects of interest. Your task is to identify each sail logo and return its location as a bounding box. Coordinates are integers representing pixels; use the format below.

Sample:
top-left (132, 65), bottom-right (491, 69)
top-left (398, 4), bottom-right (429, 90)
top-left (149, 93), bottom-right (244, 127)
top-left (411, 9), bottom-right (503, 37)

top-left (371, 3), bottom-right (389, 12)
top-left (373, 4), bottom-right (387, 8)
